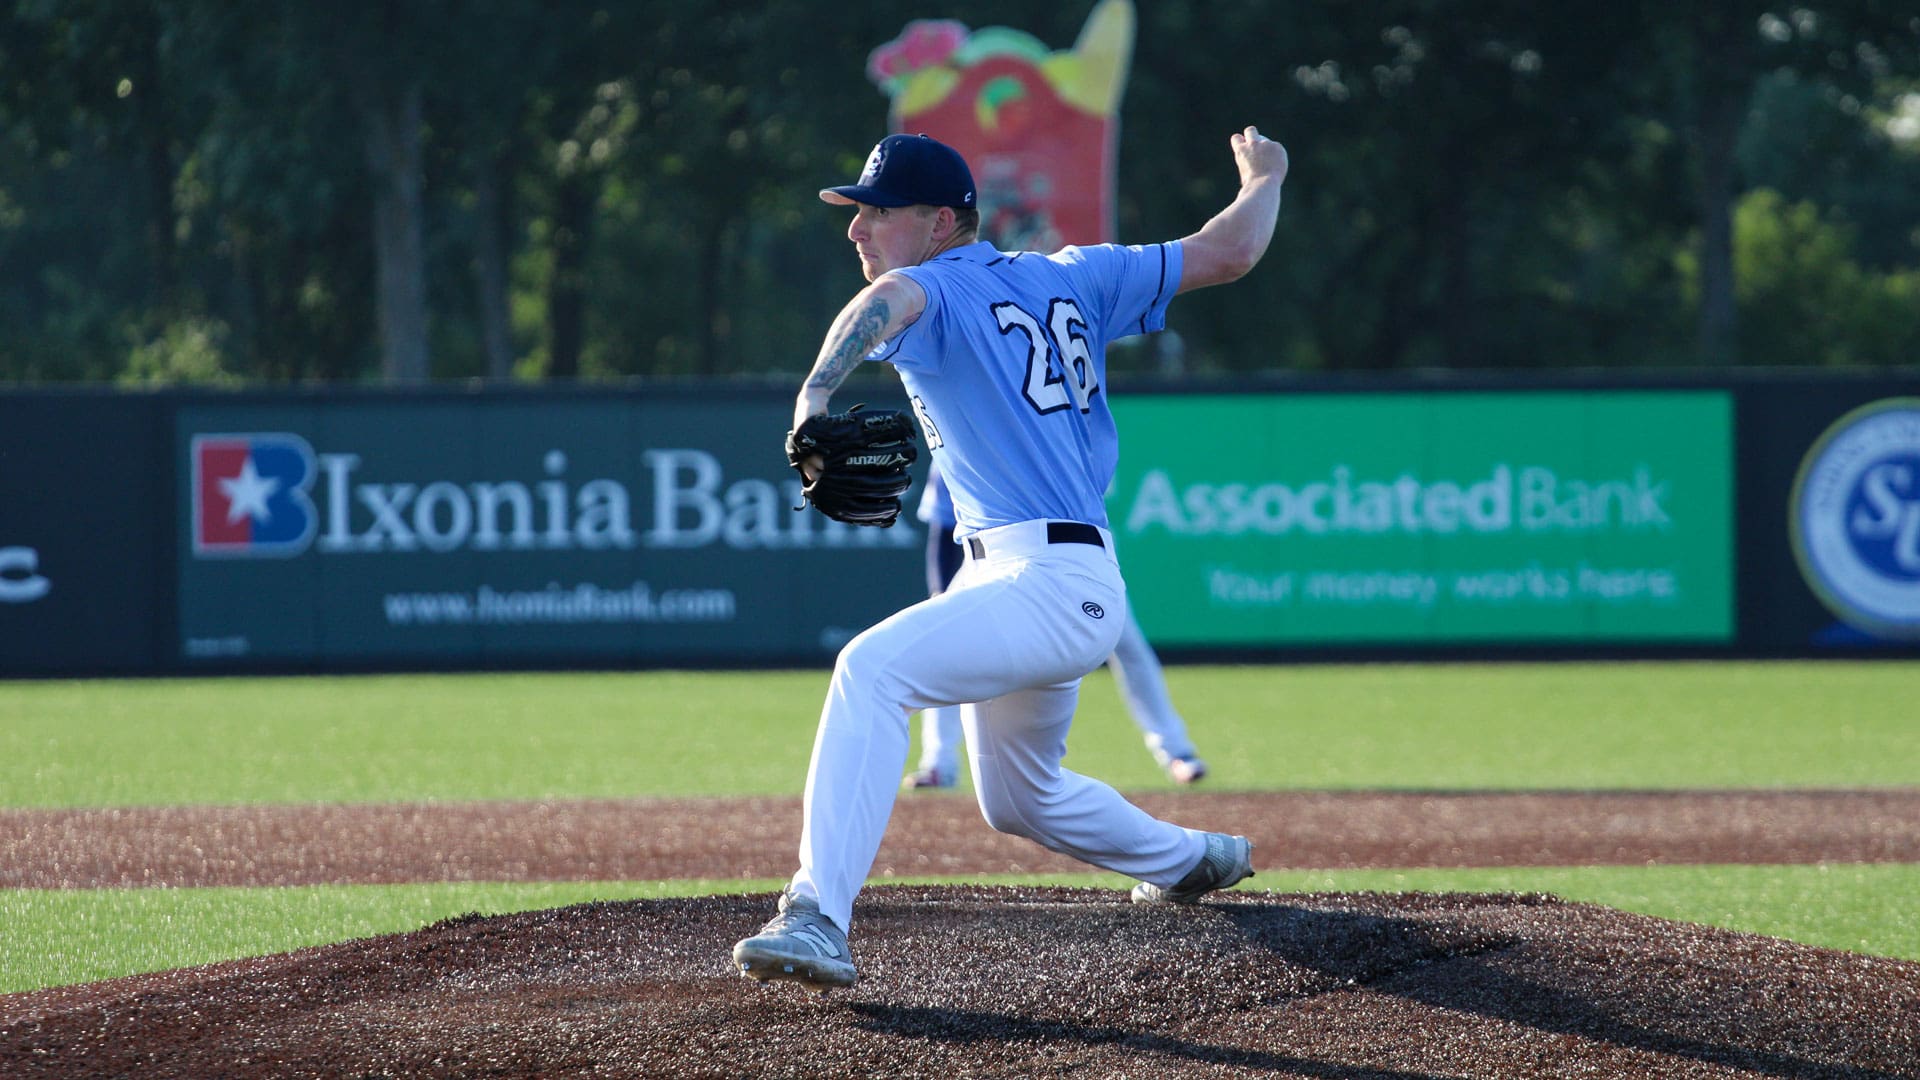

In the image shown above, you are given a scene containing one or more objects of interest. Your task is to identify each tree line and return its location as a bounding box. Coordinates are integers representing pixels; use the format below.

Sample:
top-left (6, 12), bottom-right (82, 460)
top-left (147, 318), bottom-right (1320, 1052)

top-left (1, 1), bottom-right (1916, 385)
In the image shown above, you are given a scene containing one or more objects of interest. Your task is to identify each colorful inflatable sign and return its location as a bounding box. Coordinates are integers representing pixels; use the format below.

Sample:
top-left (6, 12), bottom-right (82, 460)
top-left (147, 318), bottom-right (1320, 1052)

top-left (865, 0), bottom-right (1133, 249)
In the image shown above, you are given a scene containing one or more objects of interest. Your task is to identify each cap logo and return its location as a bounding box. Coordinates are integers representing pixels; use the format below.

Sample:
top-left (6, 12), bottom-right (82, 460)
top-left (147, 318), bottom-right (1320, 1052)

top-left (859, 144), bottom-right (886, 185)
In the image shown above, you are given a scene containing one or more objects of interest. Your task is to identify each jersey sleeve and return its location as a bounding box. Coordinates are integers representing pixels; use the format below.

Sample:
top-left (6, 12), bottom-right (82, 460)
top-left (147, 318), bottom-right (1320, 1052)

top-left (1055, 242), bottom-right (1182, 341)
top-left (869, 266), bottom-right (944, 374)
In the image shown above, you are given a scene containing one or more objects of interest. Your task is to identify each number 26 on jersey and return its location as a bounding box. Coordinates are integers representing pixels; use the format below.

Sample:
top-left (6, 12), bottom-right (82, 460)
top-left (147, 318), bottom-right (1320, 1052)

top-left (994, 299), bottom-right (1099, 416)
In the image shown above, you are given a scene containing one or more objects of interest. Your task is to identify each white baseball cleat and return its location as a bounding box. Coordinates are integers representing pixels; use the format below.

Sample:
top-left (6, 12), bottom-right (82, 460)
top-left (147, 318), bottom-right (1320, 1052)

top-left (1131, 833), bottom-right (1254, 904)
top-left (901, 765), bottom-right (956, 790)
top-left (732, 891), bottom-right (857, 990)
top-left (1163, 754), bottom-right (1209, 785)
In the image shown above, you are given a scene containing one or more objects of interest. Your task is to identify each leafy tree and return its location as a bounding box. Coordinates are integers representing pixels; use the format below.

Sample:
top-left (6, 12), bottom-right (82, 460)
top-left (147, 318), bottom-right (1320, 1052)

top-left (1, 0), bottom-right (1915, 384)
top-left (159, 2), bottom-right (377, 380)
top-left (1125, 2), bottom-right (1664, 371)
top-left (1687, 187), bottom-right (1920, 366)
top-left (1641, 2), bottom-right (1920, 364)
top-left (0, 0), bottom-right (195, 379)
top-left (1740, 68), bottom-right (1920, 271)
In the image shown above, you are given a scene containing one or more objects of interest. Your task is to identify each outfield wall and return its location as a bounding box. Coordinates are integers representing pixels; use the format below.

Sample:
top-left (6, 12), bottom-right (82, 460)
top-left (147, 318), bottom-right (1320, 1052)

top-left (2, 371), bottom-right (1916, 675)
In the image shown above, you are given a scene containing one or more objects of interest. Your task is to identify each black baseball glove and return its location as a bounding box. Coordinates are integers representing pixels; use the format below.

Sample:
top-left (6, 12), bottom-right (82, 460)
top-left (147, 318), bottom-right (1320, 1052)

top-left (785, 404), bottom-right (919, 527)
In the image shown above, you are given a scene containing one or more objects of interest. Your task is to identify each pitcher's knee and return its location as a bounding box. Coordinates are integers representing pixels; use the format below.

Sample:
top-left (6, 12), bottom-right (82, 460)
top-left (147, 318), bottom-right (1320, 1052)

top-left (830, 631), bottom-right (893, 700)
top-left (832, 627), bottom-right (879, 679)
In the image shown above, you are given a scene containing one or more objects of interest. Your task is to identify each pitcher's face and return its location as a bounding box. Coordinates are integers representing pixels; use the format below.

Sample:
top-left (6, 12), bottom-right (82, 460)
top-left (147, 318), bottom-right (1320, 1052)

top-left (846, 204), bottom-right (939, 281)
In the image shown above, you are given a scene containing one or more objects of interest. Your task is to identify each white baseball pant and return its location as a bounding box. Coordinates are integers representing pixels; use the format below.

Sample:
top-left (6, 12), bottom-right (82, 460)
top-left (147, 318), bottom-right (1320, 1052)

top-left (915, 608), bottom-right (1201, 779)
top-left (787, 518), bottom-right (1209, 932)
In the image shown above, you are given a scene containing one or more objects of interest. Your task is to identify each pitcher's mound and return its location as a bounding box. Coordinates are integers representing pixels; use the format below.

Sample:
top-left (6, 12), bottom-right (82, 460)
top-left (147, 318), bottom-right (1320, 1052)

top-left (5, 886), bottom-right (1917, 1078)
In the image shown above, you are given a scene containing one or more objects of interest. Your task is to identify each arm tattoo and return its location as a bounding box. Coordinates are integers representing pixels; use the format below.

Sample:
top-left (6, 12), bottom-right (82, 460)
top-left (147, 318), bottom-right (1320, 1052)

top-left (805, 295), bottom-right (892, 393)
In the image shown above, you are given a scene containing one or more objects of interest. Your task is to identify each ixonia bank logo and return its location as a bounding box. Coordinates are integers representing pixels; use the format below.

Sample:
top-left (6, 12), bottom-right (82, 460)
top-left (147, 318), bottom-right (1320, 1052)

top-left (192, 433), bottom-right (319, 557)
top-left (1790, 398), bottom-right (1920, 640)
top-left (186, 429), bottom-right (918, 558)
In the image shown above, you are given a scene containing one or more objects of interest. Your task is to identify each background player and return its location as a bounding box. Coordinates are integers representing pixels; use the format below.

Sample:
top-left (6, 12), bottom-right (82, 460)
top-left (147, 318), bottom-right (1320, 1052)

top-left (905, 461), bottom-right (1209, 789)
top-left (733, 127), bottom-right (1286, 990)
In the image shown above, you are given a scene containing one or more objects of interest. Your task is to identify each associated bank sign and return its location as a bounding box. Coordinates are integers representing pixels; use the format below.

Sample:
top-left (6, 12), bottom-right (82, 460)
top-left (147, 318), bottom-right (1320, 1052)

top-left (1791, 398), bottom-right (1920, 640)
top-left (1108, 391), bottom-right (1735, 645)
top-left (189, 431), bottom-right (915, 558)
top-left (1125, 463), bottom-right (1671, 538)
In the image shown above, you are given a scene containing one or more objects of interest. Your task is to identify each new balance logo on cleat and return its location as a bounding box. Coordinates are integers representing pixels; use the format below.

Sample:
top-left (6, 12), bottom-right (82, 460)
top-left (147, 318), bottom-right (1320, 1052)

top-left (786, 925), bottom-right (840, 957)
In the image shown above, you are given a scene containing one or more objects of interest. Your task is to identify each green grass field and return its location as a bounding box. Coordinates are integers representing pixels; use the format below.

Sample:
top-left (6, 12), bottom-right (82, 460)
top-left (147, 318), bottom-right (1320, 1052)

top-left (3, 660), bottom-right (1916, 992)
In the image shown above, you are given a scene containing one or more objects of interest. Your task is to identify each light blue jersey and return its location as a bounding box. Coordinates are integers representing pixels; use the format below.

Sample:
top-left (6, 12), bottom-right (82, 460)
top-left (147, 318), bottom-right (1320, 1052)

top-left (873, 240), bottom-right (1182, 537)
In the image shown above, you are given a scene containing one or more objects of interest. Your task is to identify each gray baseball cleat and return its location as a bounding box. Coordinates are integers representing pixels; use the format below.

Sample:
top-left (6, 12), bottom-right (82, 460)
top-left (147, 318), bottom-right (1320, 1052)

top-left (1130, 832), bottom-right (1254, 904)
top-left (732, 890), bottom-right (857, 990)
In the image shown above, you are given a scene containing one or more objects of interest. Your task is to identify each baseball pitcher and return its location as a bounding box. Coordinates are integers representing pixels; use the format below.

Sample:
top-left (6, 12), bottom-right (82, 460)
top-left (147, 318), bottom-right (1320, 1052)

top-left (736, 128), bottom-right (1287, 990)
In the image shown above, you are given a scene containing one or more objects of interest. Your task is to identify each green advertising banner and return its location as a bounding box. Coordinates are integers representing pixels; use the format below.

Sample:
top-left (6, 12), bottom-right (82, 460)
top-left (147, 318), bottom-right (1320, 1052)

top-left (175, 395), bottom-right (923, 666)
top-left (1108, 392), bottom-right (1734, 645)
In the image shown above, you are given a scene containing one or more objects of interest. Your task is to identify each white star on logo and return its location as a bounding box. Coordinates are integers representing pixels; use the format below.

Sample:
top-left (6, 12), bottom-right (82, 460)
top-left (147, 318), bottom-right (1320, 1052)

top-left (219, 457), bottom-right (281, 525)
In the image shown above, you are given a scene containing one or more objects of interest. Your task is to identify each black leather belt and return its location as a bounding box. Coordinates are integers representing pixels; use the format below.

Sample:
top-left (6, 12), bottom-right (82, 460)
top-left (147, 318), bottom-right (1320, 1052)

top-left (966, 521), bottom-right (1104, 559)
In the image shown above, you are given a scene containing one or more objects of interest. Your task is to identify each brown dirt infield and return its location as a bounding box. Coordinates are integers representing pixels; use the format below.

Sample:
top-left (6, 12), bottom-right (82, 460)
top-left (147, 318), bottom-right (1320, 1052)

top-left (4, 789), bottom-right (1919, 1077)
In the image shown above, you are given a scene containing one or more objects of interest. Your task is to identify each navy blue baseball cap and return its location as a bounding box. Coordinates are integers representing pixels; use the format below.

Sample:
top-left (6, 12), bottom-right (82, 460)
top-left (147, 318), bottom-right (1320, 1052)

top-left (820, 133), bottom-right (977, 210)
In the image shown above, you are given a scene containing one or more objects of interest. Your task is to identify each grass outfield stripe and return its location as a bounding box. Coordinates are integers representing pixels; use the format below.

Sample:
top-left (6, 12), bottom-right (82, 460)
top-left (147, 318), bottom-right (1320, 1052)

top-left (5, 864), bottom-right (1917, 993)
top-left (1257, 864), bottom-right (1920, 964)
top-left (4, 662), bottom-right (1918, 808)
top-left (0, 880), bottom-right (754, 994)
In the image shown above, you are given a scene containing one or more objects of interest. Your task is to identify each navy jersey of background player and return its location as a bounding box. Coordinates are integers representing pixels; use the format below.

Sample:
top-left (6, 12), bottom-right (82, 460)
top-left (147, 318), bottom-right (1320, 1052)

top-left (866, 241), bottom-right (1180, 537)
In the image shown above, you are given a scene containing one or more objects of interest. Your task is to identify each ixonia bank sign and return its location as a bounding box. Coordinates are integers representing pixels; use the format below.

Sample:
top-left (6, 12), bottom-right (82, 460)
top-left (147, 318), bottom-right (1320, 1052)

top-left (172, 400), bottom-right (923, 665)
top-left (1790, 398), bottom-right (1920, 641)
top-left (189, 433), bottom-right (915, 558)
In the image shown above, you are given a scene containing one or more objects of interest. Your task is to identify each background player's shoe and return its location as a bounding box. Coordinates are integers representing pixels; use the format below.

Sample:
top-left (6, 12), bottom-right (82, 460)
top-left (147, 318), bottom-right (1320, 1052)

top-left (1164, 754), bottom-right (1208, 785)
top-left (901, 766), bottom-right (956, 790)
top-left (732, 891), bottom-right (856, 989)
top-left (1130, 833), bottom-right (1254, 904)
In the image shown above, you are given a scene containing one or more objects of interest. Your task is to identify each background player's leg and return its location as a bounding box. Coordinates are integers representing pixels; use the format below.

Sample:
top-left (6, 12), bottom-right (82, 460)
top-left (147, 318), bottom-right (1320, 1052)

top-left (925, 523), bottom-right (962, 596)
top-left (1107, 613), bottom-right (1206, 782)
top-left (905, 522), bottom-right (968, 788)
top-left (908, 706), bottom-right (964, 787)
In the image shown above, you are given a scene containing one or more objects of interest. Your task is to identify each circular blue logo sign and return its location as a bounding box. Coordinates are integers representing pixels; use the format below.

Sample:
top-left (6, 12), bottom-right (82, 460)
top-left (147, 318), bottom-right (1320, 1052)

top-left (1081, 601), bottom-right (1105, 619)
top-left (1790, 398), bottom-right (1920, 640)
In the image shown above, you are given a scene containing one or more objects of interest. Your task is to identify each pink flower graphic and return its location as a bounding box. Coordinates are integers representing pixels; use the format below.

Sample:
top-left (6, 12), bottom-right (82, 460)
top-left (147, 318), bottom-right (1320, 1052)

top-left (867, 19), bottom-right (969, 91)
